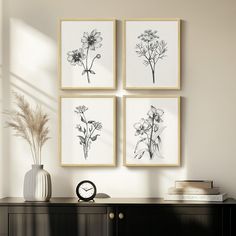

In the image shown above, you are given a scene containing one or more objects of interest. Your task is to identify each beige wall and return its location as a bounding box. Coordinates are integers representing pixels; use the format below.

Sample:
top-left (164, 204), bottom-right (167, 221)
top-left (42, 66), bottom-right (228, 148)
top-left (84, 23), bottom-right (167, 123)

top-left (1, 0), bottom-right (236, 198)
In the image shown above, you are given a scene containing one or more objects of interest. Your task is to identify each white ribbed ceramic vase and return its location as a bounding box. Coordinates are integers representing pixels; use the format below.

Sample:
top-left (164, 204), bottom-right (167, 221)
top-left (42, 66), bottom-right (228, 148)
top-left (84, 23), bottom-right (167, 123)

top-left (23, 165), bottom-right (52, 202)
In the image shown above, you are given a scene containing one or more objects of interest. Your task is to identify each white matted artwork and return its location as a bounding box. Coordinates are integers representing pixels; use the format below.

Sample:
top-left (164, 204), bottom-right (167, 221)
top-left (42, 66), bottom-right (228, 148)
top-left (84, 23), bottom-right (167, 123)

top-left (60, 19), bottom-right (116, 89)
top-left (60, 96), bottom-right (116, 166)
top-left (124, 19), bottom-right (180, 89)
top-left (123, 96), bottom-right (180, 166)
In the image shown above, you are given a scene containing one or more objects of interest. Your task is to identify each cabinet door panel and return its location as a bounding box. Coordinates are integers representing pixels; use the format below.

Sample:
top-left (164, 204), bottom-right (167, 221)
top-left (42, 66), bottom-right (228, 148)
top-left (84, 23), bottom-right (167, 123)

top-left (117, 206), bottom-right (223, 236)
top-left (231, 206), bottom-right (236, 236)
top-left (0, 207), bottom-right (8, 236)
top-left (9, 206), bottom-right (113, 236)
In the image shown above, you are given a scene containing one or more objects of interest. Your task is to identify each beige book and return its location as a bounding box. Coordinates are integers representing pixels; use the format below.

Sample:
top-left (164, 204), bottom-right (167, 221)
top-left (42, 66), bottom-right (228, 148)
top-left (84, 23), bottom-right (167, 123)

top-left (168, 187), bottom-right (220, 195)
top-left (175, 180), bottom-right (213, 189)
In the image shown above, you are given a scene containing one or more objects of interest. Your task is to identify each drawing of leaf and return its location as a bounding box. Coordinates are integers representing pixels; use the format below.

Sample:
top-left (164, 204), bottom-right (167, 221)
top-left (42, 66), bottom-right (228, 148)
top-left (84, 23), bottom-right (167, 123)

top-left (88, 120), bottom-right (95, 124)
top-left (83, 127), bottom-right (86, 134)
top-left (91, 134), bottom-right (100, 141)
top-left (143, 60), bottom-right (149, 66)
top-left (154, 124), bottom-right (158, 132)
top-left (151, 141), bottom-right (159, 152)
top-left (134, 149), bottom-right (147, 159)
top-left (80, 116), bottom-right (86, 123)
top-left (134, 137), bottom-right (147, 153)
top-left (90, 70), bottom-right (96, 74)
top-left (82, 70), bottom-right (86, 75)
top-left (77, 135), bottom-right (85, 144)
top-left (153, 126), bottom-right (166, 141)
top-left (153, 149), bottom-right (164, 159)
top-left (76, 125), bottom-right (83, 132)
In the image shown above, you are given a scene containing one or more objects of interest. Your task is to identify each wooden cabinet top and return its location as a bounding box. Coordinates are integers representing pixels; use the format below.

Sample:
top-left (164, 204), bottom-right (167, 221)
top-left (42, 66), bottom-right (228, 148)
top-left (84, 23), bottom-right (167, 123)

top-left (0, 197), bottom-right (236, 206)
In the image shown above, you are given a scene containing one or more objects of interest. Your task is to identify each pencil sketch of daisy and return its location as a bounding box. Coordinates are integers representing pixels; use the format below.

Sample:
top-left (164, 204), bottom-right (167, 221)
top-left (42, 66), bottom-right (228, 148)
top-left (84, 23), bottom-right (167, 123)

top-left (67, 29), bottom-right (103, 83)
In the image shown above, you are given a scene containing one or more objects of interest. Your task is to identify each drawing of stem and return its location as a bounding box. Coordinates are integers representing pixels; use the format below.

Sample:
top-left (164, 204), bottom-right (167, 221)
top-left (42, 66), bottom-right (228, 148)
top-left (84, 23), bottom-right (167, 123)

top-left (133, 105), bottom-right (166, 160)
top-left (148, 115), bottom-right (154, 158)
top-left (67, 29), bottom-right (103, 84)
top-left (85, 47), bottom-right (90, 83)
top-left (75, 105), bottom-right (102, 159)
top-left (135, 30), bottom-right (167, 84)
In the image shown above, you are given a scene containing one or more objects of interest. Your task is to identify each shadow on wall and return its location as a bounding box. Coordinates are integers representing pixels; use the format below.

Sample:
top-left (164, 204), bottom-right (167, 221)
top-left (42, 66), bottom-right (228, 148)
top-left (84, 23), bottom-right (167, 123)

top-left (1, 12), bottom-right (59, 197)
top-left (0, 0), bottom-right (10, 198)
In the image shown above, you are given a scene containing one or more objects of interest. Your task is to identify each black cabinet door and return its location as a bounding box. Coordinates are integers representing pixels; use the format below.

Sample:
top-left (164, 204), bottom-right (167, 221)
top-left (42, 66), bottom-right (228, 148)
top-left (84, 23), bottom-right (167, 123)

top-left (231, 206), bottom-right (236, 236)
top-left (8, 206), bottom-right (115, 236)
top-left (117, 205), bottom-right (223, 236)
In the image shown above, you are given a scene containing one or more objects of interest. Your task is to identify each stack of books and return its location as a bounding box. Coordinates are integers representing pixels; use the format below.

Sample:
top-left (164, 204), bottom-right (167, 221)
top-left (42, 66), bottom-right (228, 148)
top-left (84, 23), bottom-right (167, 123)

top-left (164, 180), bottom-right (228, 202)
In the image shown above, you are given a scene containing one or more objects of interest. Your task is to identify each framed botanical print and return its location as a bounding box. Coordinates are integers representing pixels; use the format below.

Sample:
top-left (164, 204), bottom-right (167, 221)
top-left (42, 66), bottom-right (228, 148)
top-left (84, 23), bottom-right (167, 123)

top-left (123, 19), bottom-right (180, 90)
top-left (60, 96), bottom-right (116, 166)
top-left (59, 19), bottom-right (116, 90)
top-left (123, 96), bottom-right (180, 166)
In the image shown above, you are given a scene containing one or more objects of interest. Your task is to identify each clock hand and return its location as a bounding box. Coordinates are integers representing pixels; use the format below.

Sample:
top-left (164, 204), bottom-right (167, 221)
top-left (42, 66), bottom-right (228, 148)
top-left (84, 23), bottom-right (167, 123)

top-left (85, 187), bottom-right (93, 192)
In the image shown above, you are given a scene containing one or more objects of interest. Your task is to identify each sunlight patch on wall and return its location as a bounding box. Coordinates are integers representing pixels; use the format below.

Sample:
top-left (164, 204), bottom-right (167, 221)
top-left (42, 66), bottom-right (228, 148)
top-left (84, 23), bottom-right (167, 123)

top-left (9, 18), bottom-right (57, 108)
top-left (7, 18), bottom-right (59, 197)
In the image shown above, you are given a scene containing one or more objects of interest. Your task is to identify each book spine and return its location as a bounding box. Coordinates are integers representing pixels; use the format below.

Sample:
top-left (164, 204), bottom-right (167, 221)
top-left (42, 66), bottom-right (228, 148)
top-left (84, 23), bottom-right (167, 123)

top-left (168, 187), bottom-right (220, 195)
top-left (164, 194), bottom-right (227, 202)
top-left (175, 181), bottom-right (213, 189)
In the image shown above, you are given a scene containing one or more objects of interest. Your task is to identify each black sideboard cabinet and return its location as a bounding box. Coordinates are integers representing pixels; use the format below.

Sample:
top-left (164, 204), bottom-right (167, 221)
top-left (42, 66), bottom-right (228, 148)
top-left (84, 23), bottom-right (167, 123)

top-left (0, 198), bottom-right (235, 236)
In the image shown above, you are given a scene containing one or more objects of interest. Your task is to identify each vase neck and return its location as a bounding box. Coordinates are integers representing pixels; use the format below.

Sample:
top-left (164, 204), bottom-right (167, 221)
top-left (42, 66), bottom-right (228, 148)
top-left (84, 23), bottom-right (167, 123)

top-left (32, 164), bottom-right (43, 169)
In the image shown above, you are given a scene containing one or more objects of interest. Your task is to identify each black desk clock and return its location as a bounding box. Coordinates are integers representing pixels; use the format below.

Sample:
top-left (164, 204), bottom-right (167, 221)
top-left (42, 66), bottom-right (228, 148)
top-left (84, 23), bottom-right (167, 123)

top-left (76, 180), bottom-right (97, 201)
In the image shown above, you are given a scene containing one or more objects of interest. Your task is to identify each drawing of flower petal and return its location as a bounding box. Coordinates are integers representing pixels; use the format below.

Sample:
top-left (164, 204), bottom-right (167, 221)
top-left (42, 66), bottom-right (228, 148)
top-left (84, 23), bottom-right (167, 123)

top-left (90, 29), bottom-right (97, 36)
top-left (134, 122), bottom-right (141, 130)
top-left (82, 42), bottom-right (89, 48)
top-left (96, 37), bottom-right (103, 43)
top-left (83, 32), bottom-right (89, 37)
top-left (156, 108), bottom-right (164, 116)
top-left (67, 49), bottom-right (85, 66)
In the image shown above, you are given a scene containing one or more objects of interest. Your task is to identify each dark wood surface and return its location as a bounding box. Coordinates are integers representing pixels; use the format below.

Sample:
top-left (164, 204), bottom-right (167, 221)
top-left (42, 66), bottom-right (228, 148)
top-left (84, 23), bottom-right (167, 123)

top-left (1, 197), bottom-right (235, 236)
top-left (0, 197), bottom-right (235, 206)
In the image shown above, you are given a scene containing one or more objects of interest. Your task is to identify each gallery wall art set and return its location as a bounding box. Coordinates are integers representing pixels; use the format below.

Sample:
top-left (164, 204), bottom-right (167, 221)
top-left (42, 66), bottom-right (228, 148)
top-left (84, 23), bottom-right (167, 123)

top-left (59, 18), bottom-right (181, 167)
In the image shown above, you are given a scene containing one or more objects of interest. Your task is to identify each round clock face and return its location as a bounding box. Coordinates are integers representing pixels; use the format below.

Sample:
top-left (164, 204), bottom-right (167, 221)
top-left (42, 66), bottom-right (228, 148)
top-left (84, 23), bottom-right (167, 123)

top-left (76, 180), bottom-right (97, 201)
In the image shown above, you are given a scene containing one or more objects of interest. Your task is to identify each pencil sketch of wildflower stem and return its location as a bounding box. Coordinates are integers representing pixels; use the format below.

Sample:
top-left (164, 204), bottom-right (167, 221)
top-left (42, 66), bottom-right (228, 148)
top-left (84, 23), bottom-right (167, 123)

top-left (67, 29), bottom-right (103, 83)
top-left (75, 105), bottom-right (102, 159)
top-left (135, 29), bottom-right (167, 84)
top-left (133, 105), bottom-right (166, 160)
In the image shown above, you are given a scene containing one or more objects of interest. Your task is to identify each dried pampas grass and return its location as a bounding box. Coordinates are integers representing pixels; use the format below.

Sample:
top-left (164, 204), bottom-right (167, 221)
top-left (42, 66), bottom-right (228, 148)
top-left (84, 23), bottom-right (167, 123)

top-left (4, 92), bottom-right (50, 164)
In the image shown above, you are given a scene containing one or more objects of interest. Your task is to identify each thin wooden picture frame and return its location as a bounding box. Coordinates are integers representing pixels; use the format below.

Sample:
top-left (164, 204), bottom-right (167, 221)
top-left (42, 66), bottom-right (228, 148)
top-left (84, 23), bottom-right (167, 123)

top-left (123, 95), bottom-right (181, 167)
top-left (59, 19), bottom-right (116, 90)
top-left (59, 95), bottom-right (116, 166)
top-left (123, 19), bottom-right (181, 90)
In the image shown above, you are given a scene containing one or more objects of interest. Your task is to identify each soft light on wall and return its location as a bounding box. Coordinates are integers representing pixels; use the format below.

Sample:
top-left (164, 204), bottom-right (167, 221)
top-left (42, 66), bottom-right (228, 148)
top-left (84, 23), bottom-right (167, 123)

top-left (2, 14), bottom-right (188, 198)
top-left (2, 0), bottom-right (236, 199)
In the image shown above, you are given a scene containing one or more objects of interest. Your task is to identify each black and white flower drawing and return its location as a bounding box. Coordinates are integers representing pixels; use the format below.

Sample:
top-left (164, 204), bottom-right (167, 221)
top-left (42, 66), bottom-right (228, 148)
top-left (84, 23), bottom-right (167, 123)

top-left (75, 105), bottom-right (102, 159)
top-left (67, 29), bottom-right (103, 83)
top-left (135, 29), bottom-right (167, 84)
top-left (133, 105), bottom-right (166, 160)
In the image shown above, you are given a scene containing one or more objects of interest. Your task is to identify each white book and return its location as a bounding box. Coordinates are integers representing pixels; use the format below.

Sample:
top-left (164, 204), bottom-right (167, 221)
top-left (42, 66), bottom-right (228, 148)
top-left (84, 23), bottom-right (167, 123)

top-left (164, 193), bottom-right (228, 202)
top-left (168, 187), bottom-right (220, 195)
